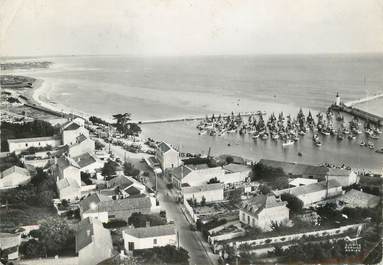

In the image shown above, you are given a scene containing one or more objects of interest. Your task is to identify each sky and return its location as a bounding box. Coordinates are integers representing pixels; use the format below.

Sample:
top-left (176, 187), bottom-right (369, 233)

top-left (0, 0), bottom-right (382, 57)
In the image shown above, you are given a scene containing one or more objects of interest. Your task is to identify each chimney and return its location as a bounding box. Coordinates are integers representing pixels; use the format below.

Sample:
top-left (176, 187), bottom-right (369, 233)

top-left (146, 221), bottom-right (150, 227)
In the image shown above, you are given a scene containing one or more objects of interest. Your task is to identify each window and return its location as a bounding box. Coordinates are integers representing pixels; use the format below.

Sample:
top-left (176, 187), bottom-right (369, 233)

top-left (128, 242), bottom-right (134, 251)
top-left (25, 143), bottom-right (28, 147)
top-left (109, 214), bottom-right (116, 218)
top-left (242, 213), bottom-right (245, 221)
top-left (153, 238), bottom-right (157, 245)
top-left (252, 218), bottom-right (255, 227)
top-left (247, 216), bottom-right (250, 224)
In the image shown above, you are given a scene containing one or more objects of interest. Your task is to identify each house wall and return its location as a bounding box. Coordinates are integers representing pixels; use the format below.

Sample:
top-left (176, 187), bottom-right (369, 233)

top-left (62, 166), bottom-right (81, 186)
top-left (183, 188), bottom-right (224, 202)
top-left (123, 232), bottom-right (177, 251)
top-left (219, 172), bottom-right (248, 186)
top-left (8, 138), bottom-right (61, 154)
top-left (157, 149), bottom-right (180, 170)
top-left (239, 206), bottom-right (289, 231)
top-left (58, 186), bottom-right (81, 201)
top-left (79, 242), bottom-right (112, 265)
top-left (62, 127), bottom-right (89, 146)
top-left (327, 172), bottom-right (358, 187)
top-left (0, 172), bottom-right (31, 189)
top-left (297, 186), bottom-right (343, 207)
top-left (82, 211), bottom-right (109, 223)
top-left (68, 139), bottom-right (95, 157)
top-left (80, 160), bottom-right (104, 174)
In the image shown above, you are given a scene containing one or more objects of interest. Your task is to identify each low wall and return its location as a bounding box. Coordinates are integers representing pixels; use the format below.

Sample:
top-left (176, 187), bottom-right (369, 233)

top-left (183, 198), bottom-right (199, 223)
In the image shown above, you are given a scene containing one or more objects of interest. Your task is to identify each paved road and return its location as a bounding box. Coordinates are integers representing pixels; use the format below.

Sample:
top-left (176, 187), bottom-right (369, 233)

top-left (99, 139), bottom-right (215, 265)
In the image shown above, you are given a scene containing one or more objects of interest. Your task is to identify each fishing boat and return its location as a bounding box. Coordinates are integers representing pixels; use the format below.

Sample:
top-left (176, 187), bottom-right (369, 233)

top-left (375, 128), bottom-right (382, 134)
top-left (368, 142), bottom-right (375, 149)
top-left (199, 130), bottom-right (207, 135)
top-left (261, 133), bottom-right (268, 140)
top-left (271, 133), bottom-right (279, 140)
top-left (252, 133), bottom-right (259, 139)
top-left (368, 134), bottom-right (379, 140)
top-left (298, 130), bottom-right (306, 136)
top-left (314, 140), bottom-right (322, 147)
top-left (321, 130), bottom-right (330, 136)
top-left (360, 141), bottom-right (366, 147)
top-left (337, 133), bottom-right (344, 141)
top-left (347, 134), bottom-right (356, 140)
top-left (376, 148), bottom-right (383, 154)
top-left (282, 140), bottom-right (294, 147)
top-left (298, 152), bottom-right (303, 156)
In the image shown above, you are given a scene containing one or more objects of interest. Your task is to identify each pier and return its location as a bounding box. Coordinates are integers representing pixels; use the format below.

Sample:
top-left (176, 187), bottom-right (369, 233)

top-left (133, 111), bottom-right (265, 125)
top-left (329, 93), bottom-right (383, 127)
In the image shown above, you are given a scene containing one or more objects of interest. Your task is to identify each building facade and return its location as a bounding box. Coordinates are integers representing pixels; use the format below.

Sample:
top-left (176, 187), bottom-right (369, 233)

top-left (155, 142), bottom-right (180, 170)
top-left (0, 166), bottom-right (31, 189)
top-left (7, 136), bottom-right (61, 154)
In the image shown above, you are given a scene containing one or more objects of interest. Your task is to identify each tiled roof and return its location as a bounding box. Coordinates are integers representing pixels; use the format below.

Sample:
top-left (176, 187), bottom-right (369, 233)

top-left (57, 156), bottom-right (80, 170)
top-left (125, 186), bottom-right (141, 196)
top-left (75, 217), bottom-right (112, 253)
top-left (289, 178), bottom-right (318, 187)
top-left (339, 189), bottom-right (380, 208)
top-left (87, 196), bottom-right (151, 214)
top-left (123, 224), bottom-right (175, 238)
top-left (259, 159), bottom-right (329, 177)
top-left (107, 176), bottom-right (133, 189)
top-left (72, 152), bottom-right (97, 168)
top-left (222, 163), bottom-right (251, 173)
top-left (75, 134), bottom-right (88, 144)
top-left (170, 165), bottom-right (193, 181)
top-left (0, 233), bottom-right (21, 249)
top-left (7, 135), bottom-right (60, 143)
top-left (1, 166), bottom-right (30, 179)
top-left (171, 165), bottom-right (224, 181)
top-left (80, 193), bottom-right (111, 213)
top-left (274, 179), bottom-right (341, 197)
top-left (158, 142), bottom-right (174, 153)
top-left (241, 195), bottom-right (287, 218)
top-left (327, 168), bottom-right (352, 177)
top-left (57, 177), bottom-right (80, 191)
top-left (64, 123), bottom-right (81, 131)
top-left (182, 183), bottom-right (224, 194)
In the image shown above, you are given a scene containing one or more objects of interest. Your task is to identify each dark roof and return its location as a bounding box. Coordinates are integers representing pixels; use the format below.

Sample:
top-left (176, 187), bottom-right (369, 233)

top-left (170, 165), bottom-right (193, 181)
top-left (158, 142), bottom-right (173, 153)
top-left (75, 217), bottom-right (112, 253)
top-left (64, 123), bottom-right (81, 131)
top-left (76, 134), bottom-right (88, 144)
top-left (259, 159), bottom-right (329, 177)
top-left (75, 218), bottom-right (93, 252)
top-left (57, 156), bottom-right (80, 170)
top-left (123, 224), bottom-right (175, 238)
top-left (73, 153), bottom-right (97, 168)
top-left (125, 186), bottom-right (141, 196)
top-left (328, 168), bottom-right (352, 176)
top-left (107, 176), bottom-right (133, 189)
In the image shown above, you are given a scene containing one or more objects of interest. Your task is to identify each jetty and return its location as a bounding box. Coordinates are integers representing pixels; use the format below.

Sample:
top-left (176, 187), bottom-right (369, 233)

top-left (329, 93), bottom-right (383, 126)
top-left (133, 111), bottom-right (266, 125)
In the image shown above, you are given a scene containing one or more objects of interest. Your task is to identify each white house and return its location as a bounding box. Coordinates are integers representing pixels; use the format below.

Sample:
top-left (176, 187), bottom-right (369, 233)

top-left (182, 183), bottom-right (224, 203)
top-left (170, 165), bottom-right (225, 188)
top-left (53, 156), bottom-right (81, 186)
top-left (273, 179), bottom-right (343, 207)
top-left (123, 224), bottom-right (176, 252)
top-left (326, 168), bottom-right (358, 187)
top-left (0, 233), bottom-right (21, 260)
top-left (0, 166), bottom-right (31, 189)
top-left (155, 142), bottom-right (181, 170)
top-left (76, 217), bottom-right (113, 265)
top-left (7, 136), bottom-right (61, 154)
top-left (68, 134), bottom-right (95, 157)
top-left (239, 195), bottom-right (289, 231)
top-left (61, 118), bottom-right (89, 146)
top-left (57, 177), bottom-right (81, 201)
top-left (80, 194), bottom-right (153, 223)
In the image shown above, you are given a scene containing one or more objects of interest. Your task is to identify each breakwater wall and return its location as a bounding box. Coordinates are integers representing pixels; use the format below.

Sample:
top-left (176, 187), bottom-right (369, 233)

top-left (134, 111), bottom-right (265, 125)
top-left (24, 103), bottom-right (67, 118)
top-left (330, 104), bottom-right (383, 126)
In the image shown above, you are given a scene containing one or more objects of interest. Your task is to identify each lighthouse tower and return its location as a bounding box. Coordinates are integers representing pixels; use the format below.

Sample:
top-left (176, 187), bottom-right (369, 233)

top-left (335, 92), bottom-right (341, 106)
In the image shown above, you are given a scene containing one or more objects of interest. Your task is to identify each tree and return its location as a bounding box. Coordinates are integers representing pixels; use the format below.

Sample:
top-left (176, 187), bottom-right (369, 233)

top-left (272, 176), bottom-right (289, 190)
top-left (251, 163), bottom-right (286, 182)
top-left (95, 139), bottom-right (105, 150)
top-left (259, 184), bottom-right (271, 195)
top-left (229, 188), bottom-right (242, 204)
top-left (201, 196), bottom-right (206, 206)
top-left (280, 193), bottom-right (303, 213)
top-left (207, 177), bottom-right (220, 184)
top-left (19, 239), bottom-right (46, 258)
top-left (123, 162), bottom-right (140, 177)
top-left (102, 160), bottom-right (118, 177)
top-left (38, 217), bottom-right (75, 255)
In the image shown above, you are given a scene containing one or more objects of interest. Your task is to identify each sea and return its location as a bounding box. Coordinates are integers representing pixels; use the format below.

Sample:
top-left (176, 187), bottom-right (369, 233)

top-left (6, 54), bottom-right (383, 171)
